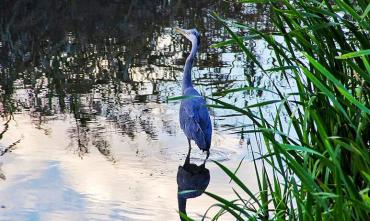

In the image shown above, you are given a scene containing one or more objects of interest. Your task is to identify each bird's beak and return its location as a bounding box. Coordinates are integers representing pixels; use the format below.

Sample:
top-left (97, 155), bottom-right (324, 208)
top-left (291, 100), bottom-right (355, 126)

top-left (175, 27), bottom-right (188, 37)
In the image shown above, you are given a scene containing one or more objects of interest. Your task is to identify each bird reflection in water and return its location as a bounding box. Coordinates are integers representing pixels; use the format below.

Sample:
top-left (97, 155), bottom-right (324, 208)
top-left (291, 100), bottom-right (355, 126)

top-left (177, 149), bottom-right (210, 220)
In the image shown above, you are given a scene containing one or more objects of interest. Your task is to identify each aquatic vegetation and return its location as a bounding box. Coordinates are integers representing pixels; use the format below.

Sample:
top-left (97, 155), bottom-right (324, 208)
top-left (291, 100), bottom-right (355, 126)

top-left (186, 0), bottom-right (370, 220)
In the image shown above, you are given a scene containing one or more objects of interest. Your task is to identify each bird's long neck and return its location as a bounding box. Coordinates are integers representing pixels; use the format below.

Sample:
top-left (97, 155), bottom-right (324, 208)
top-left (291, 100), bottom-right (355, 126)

top-left (182, 40), bottom-right (198, 94)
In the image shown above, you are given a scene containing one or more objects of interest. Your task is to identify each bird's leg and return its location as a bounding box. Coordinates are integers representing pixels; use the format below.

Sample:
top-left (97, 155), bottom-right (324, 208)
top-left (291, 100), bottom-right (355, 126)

top-left (187, 139), bottom-right (191, 155)
top-left (203, 150), bottom-right (210, 164)
top-left (185, 139), bottom-right (191, 165)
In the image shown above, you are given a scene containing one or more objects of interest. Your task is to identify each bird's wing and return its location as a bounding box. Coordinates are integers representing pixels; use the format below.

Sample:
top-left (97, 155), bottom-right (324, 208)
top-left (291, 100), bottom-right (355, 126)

top-left (180, 93), bottom-right (212, 150)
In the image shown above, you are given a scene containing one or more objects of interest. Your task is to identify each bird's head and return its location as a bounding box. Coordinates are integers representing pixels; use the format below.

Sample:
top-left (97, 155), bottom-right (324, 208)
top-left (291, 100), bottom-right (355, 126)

top-left (175, 27), bottom-right (200, 48)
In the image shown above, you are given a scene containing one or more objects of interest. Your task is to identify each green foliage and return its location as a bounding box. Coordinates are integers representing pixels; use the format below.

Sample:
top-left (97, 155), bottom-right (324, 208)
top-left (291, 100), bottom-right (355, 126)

top-left (183, 0), bottom-right (370, 220)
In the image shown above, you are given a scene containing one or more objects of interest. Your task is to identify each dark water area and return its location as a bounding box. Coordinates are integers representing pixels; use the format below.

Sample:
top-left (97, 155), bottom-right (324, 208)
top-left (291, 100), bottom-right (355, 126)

top-left (0, 1), bottom-right (278, 220)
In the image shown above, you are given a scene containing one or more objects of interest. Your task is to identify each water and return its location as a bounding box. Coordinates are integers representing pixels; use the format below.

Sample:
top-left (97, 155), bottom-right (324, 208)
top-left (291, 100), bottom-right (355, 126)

top-left (0, 1), bottom-right (275, 220)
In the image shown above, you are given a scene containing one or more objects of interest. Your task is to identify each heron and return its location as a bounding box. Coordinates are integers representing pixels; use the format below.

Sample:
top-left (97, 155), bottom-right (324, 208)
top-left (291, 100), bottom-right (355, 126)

top-left (175, 27), bottom-right (212, 161)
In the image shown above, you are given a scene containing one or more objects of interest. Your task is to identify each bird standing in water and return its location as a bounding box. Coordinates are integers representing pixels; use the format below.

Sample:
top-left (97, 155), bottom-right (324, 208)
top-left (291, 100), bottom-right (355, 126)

top-left (175, 27), bottom-right (212, 160)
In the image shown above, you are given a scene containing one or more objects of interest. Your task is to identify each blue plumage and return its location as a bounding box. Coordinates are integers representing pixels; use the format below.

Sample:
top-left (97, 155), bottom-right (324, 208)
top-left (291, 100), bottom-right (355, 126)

top-left (180, 88), bottom-right (212, 151)
top-left (175, 27), bottom-right (212, 159)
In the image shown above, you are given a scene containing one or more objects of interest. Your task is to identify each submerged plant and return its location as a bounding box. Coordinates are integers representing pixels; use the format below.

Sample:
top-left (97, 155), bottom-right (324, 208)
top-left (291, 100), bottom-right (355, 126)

top-left (183, 0), bottom-right (370, 220)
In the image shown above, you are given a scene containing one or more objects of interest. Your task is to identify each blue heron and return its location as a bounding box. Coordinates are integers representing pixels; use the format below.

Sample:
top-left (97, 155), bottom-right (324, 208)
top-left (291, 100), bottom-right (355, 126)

top-left (175, 27), bottom-right (212, 160)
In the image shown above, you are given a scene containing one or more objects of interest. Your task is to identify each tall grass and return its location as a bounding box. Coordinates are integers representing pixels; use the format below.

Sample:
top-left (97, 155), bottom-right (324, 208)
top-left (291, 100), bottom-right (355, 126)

top-left (185, 0), bottom-right (370, 220)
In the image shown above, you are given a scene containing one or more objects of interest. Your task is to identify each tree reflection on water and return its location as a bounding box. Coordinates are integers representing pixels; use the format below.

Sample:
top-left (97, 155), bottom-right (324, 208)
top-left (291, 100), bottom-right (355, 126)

top-left (0, 0), bottom-right (272, 159)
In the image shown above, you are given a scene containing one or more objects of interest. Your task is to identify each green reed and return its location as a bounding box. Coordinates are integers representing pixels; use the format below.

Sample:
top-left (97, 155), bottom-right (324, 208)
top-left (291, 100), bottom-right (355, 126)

top-left (183, 0), bottom-right (370, 220)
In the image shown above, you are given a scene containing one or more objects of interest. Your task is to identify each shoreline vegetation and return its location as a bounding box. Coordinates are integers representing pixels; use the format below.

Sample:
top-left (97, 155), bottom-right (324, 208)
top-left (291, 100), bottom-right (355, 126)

top-left (182, 0), bottom-right (370, 220)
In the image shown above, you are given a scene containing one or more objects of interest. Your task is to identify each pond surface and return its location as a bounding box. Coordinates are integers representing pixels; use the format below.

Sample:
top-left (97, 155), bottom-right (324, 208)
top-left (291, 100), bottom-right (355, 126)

top-left (0, 1), bottom-right (279, 220)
